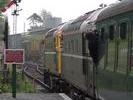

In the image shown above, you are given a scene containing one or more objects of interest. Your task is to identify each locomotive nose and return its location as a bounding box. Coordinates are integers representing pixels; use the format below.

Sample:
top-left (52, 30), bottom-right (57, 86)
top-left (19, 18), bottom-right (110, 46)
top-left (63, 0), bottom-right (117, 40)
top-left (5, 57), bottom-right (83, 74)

top-left (86, 31), bottom-right (106, 65)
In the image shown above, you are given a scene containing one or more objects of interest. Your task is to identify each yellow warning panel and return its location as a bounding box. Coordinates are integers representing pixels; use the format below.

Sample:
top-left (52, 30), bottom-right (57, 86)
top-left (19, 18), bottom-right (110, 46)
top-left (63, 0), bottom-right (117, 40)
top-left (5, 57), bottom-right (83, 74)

top-left (55, 31), bottom-right (63, 75)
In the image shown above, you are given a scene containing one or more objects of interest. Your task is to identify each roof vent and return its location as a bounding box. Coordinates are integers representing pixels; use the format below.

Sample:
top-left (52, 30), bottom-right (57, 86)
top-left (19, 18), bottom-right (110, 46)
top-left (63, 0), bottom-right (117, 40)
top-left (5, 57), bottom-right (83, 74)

top-left (99, 3), bottom-right (107, 8)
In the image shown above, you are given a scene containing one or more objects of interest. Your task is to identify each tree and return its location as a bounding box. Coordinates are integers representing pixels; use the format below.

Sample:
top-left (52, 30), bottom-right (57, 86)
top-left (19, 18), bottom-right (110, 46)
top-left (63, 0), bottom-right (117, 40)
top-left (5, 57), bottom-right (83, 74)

top-left (40, 9), bottom-right (52, 27)
top-left (27, 13), bottom-right (43, 31)
top-left (27, 9), bottom-right (60, 31)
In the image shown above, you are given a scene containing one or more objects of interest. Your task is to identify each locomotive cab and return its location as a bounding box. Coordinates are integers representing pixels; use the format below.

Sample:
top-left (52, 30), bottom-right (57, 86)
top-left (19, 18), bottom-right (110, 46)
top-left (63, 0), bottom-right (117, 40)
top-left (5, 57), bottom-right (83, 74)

top-left (79, 8), bottom-right (107, 99)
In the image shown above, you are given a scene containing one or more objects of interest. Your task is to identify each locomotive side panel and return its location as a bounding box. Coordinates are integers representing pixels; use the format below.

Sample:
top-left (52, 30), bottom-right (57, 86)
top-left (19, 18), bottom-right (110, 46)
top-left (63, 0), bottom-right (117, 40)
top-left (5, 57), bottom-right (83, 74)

top-left (97, 11), bottom-right (133, 100)
top-left (62, 32), bottom-right (94, 96)
top-left (62, 33), bottom-right (86, 89)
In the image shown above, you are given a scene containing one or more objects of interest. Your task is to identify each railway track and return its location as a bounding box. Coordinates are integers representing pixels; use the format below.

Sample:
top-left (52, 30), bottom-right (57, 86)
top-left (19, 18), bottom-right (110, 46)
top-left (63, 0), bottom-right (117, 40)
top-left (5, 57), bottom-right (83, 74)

top-left (23, 62), bottom-right (51, 91)
top-left (23, 63), bottom-right (91, 100)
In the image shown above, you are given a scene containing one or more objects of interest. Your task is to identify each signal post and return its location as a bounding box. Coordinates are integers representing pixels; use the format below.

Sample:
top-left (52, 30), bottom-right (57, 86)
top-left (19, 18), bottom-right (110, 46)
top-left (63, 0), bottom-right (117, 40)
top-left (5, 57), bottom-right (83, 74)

top-left (3, 0), bottom-right (22, 98)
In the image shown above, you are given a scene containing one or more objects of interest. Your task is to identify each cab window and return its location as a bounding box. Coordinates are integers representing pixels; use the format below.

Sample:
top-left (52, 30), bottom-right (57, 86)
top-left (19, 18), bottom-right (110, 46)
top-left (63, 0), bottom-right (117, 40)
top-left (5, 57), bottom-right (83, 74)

top-left (120, 22), bottom-right (127, 39)
top-left (109, 25), bottom-right (114, 40)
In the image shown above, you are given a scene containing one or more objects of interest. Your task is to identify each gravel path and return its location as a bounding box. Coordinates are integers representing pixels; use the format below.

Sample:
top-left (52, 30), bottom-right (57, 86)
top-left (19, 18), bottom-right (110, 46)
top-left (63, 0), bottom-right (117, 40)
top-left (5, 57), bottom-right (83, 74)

top-left (0, 93), bottom-right (71, 100)
top-left (100, 90), bottom-right (133, 100)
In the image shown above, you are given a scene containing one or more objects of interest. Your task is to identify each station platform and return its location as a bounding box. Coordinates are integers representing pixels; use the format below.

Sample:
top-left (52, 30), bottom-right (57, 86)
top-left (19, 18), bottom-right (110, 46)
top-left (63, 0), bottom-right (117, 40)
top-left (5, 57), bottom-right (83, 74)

top-left (0, 93), bottom-right (72, 100)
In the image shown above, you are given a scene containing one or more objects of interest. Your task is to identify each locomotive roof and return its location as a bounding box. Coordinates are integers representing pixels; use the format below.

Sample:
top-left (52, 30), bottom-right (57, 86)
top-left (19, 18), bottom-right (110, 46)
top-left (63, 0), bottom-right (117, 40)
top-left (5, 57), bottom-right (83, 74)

top-left (80, 8), bottom-right (104, 33)
top-left (61, 20), bottom-right (73, 32)
top-left (44, 28), bottom-right (57, 38)
top-left (45, 23), bottom-right (65, 38)
top-left (97, 0), bottom-right (133, 21)
top-left (61, 8), bottom-right (106, 35)
top-left (45, 0), bottom-right (133, 37)
top-left (71, 10), bottom-right (94, 24)
top-left (61, 11), bottom-right (96, 35)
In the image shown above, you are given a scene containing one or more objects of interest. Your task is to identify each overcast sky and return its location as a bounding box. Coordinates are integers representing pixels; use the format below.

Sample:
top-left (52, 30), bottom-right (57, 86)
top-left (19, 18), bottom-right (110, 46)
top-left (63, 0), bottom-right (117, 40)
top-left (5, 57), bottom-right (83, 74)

top-left (3, 0), bottom-right (118, 34)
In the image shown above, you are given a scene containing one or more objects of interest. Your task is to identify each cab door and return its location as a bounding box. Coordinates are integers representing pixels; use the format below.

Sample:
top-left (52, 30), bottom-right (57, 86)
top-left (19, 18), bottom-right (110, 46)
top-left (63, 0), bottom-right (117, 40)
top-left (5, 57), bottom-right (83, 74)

top-left (82, 33), bottom-right (95, 98)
